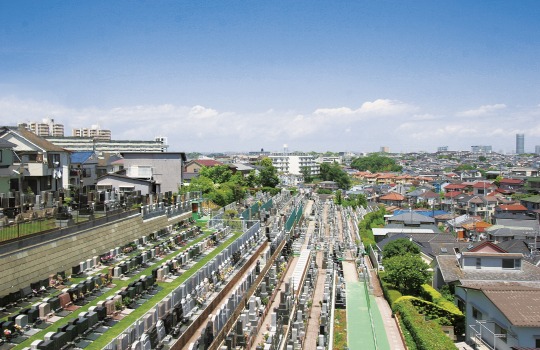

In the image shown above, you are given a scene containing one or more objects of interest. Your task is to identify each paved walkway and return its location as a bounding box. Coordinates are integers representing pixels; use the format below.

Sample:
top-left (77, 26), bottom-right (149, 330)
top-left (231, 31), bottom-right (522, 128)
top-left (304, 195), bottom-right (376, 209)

top-left (340, 210), bottom-right (404, 350)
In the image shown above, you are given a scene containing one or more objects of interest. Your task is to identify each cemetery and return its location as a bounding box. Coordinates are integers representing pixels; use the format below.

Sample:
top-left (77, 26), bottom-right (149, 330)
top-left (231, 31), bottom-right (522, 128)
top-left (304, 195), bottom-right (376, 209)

top-left (0, 188), bottom-right (313, 350)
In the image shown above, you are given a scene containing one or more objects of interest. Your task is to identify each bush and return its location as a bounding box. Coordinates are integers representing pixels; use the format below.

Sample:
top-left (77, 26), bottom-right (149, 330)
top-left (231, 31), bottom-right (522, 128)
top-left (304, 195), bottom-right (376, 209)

top-left (394, 295), bottom-right (464, 335)
top-left (378, 273), bottom-right (403, 308)
top-left (420, 284), bottom-right (462, 315)
top-left (394, 298), bottom-right (456, 350)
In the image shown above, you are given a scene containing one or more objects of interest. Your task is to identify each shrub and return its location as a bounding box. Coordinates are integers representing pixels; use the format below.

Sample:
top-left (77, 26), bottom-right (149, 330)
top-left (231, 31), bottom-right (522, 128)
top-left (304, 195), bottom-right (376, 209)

top-left (420, 284), bottom-right (462, 315)
top-left (378, 273), bottom-right (403, 308)
top-left (394, 299), bottom-right (456, 350)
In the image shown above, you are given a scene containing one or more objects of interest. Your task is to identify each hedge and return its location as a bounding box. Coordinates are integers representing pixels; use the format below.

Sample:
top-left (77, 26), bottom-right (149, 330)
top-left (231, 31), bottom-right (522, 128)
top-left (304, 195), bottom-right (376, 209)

top-left (393, 298), bottom-right (457, 350)
top-left (378, 273), bottom-right (403, 307)
top-left (395, 295), bottom-right (464, 335)
top-left (420, 284), bottom-right (462, 315)
top-left (358, 206), bottom-right (385, 247)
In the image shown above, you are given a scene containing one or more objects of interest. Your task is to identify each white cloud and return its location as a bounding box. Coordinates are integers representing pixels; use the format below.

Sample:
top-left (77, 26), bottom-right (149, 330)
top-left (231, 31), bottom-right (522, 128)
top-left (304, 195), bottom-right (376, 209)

top-left (314, 99), bottom-right (416, 119)
top-left (1, 95), bottom-right (539, 152)
top-left (457, 103), bottom-right (506, 117)
top-left (189, 105), bottom-right (219, 119)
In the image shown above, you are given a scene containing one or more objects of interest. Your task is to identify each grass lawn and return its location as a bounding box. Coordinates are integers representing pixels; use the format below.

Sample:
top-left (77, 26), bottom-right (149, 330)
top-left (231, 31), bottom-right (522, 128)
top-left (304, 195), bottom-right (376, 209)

top-left (334, 309), bottom-right (348, 350)
top-left (14, 229), bottom-right (227, 349)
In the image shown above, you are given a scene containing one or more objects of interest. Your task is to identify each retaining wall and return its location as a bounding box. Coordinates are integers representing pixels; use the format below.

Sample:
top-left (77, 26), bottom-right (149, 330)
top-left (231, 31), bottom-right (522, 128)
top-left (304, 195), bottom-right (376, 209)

top-left (0, 211), bottom-right (191, 297)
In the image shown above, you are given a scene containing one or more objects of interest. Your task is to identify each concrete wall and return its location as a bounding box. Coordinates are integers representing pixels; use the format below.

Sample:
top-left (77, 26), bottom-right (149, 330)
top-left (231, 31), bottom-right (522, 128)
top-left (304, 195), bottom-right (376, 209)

top-left (0, 211), bottom-right (191, 297)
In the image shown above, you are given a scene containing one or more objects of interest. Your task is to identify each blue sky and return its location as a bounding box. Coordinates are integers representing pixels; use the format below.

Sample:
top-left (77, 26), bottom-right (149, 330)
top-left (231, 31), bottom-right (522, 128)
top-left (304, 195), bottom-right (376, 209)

top-left (1, 1), bottom-right (540, 153)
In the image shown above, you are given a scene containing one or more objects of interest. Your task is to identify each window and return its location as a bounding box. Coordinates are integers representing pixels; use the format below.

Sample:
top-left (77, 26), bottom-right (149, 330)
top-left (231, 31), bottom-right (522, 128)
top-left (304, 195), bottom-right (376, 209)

top-left (47, 153), bottom-right (61, 168)
top-left (536, 338), bottom-right (540, 348)
top-left (0, 150), bottom-right (2, 162)
top-left (494, 323), bottom-right (507, 343)
top-left (472, 307), bottom-right (482, 320)
top-left (502, 259), bottom-right (515, 269)
top-left (476, 258), bottom-right (482, 269)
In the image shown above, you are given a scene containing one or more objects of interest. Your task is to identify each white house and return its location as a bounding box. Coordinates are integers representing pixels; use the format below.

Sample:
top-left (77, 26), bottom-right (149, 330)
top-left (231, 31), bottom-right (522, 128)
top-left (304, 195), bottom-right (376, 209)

top-left (456, 282), bottom-right (540, 350)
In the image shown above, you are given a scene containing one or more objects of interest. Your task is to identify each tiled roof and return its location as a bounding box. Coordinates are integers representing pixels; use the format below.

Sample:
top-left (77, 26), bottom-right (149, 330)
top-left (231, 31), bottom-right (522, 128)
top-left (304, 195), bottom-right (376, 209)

top-left (445, 184), bottom-right (466, 190)
top-left (4, 126), bottom-right (66, 152)
top-left (379, 192), bottom-right (406, 201)
top-left (461, 283), bottom-right (540, 327)
top-left (194, 159), bottom-right (223, 167)
top-left (472, 181), bottom-right (494, 189)
top-left (497, 204), bottom-right (528, 211)
top-left (500, 178), bottom-right (524, 184)
top-left (437, 256), bottom-right (540, 285)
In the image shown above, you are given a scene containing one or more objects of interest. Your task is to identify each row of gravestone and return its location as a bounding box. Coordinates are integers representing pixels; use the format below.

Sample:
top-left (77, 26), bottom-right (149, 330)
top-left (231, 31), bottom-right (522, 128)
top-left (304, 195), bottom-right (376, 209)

top-left (27, 274), bottom-right (158, 350)
top-left (215, 218), bottom-right (290, 350)
top-left (102, 221), bottom-right (264, 350)
top-left (0, 220), bottom-right (202, 342)
top-left (0, 270), bottom-right (70, 310)
top-left (189, 264), bottom-right (262, 350)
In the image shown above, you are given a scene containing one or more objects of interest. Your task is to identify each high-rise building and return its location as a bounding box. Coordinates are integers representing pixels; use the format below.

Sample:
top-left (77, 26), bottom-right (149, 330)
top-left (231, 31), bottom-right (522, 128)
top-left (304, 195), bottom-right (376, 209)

top-left (380, 146), bottom-right (389, 153)
top-left (535, 145), bottom-right (540, 155)
top-left (20, 118), bottom-right (65, 137)
top-left (516, 133), bottom-right (525, 154)
top-left (72, 125), bottom-right (111, 141)
top-left (437, 146), bottom-right (448, 152)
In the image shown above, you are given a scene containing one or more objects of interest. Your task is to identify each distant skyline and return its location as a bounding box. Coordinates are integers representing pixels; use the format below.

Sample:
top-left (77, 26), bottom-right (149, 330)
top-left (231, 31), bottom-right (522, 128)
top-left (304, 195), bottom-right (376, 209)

top-left (1, 1), bottom-right (540, 153)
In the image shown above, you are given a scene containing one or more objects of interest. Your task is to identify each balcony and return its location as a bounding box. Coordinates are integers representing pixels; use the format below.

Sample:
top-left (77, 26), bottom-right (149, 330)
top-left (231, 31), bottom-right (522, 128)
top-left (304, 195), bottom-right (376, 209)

top-left (25, 162), bottom-right (51, 177)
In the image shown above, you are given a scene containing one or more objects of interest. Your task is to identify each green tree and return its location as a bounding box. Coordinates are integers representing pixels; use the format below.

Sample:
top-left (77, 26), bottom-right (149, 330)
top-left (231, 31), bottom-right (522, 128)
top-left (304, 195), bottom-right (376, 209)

top-left (382, 238), bottom-right (421, 261)
top-left (199, 165), bottom-right (233, 183)
top-left (335, 190), bottom-right (343, 205)
top-left (183, 176), bottom-right (214, 194)
top-left (350, 154), bottom-right (402, 172)
top-left (300, 166), bottom-right (314, 183)
top-left (319, 162), bottom-right (351, 189)
top-left (258, 158), bottom-right (280, 188)
top-left (246, 170), bottom-right (258, 188)
top-left (382, 254), bottom-right (430, 295)
top-left (478, 155), bottom-right (487, 162)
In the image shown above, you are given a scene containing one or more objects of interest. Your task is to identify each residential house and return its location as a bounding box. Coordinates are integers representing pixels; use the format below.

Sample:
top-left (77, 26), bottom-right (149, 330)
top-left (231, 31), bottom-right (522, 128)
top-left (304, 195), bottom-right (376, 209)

top-left (184, 159), bottom-right (224, 174)
top-left (486, 222), bottom-right (540, 242)
top-left (96, 173), bottom-right (154, 195)
top-left (455, 283), bottom-right (540, 350)
top-left (522, 177), bottom-right (540, 195)
top-left (520, 195), bottom-right (540, 212)
top-left (0, 138), bottom-right (17, 194)
top-left (378, 192), bottom-right (407, 207)
top-left (120, 152), bottom-right (186, 194)
top-left (498, 178), bottom-right (525, 193)
top-left (69, 151), bottom-right (98, 193)
top-left (371, 211), bottom-right (442, 242)
top-left (471, 181), bottom-right (497, 196)
top-left (435, 240), bottom-right (540, 290)
top-left (318, 181), bottom-right (339, 191)
top-left (509, 167), bottom-right (539, 178)
top-left (0, 126), bottom-right (70, 193)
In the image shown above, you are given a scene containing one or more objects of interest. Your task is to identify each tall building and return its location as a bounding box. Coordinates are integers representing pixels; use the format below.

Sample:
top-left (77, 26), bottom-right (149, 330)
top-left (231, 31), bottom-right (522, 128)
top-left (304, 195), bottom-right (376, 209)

top-left (268, 153), bottom-right (320, 176)
top-left (437, 146), bottom-right (448, 152)
top-left (380, 146), bottom-right (390, 153)
top-left (471, 145), bottom-right (492, 153)
top-left (516, 133), bottom-right (525, 154)
top-left (535, 145), bottom-right (540, 155)
top-left (20, 118), bottom-right (65, 137)
top-left (45, 136), bottom-right (169, 153)
top-left (72, 125), bottom-right (112, 141)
